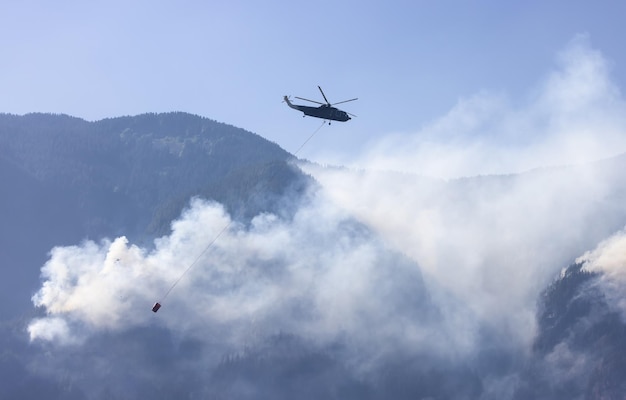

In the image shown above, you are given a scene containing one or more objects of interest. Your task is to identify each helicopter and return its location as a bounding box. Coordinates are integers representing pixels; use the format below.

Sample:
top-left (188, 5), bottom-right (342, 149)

top-left (284, 86), bottom-right (357, 124)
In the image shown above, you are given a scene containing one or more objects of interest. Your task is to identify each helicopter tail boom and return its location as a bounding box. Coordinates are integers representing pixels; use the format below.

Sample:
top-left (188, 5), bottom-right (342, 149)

top-left (283, 96), bottom-right (299, 110)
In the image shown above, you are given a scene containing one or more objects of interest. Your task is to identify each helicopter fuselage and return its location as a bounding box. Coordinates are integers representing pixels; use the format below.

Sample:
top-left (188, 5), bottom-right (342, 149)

top-left (284, 96), bottom-right (351, 122)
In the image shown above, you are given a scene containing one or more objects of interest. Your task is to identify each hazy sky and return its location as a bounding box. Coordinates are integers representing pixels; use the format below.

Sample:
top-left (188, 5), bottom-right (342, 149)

top-left (2, 1), bottom-right (626, 161)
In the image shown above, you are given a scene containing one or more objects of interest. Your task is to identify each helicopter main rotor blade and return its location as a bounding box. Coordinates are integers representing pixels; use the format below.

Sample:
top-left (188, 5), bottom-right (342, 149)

top-left (332, 98), bottom-right (358, 106)
top-left (295, 96), bottom-right (326, 105)
top-left (318, 86), bottom-right (331, 105)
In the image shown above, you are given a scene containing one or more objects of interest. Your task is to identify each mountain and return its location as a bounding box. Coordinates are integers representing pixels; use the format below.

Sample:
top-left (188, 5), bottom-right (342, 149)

top-left (514, 262), bottom-right (626, 399)
top-left (0, 112), bottom-right (300, 237)
top-left (2, 112), bottom-right (626, 399)
top-left (0, 112), bottom-right (308, 318)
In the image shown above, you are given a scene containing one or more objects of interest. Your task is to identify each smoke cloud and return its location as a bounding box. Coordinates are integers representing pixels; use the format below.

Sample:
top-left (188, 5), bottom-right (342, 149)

top-left (340, 35), bottom-right (626, 179)
top-left (578, 228), bottom-right (626, 319)
top-left (303, 34), bottom-right (626, 348)
top-left (29, 197), bottom-right (436, 362)
top-left (579, 228), bottom-right (626, 278)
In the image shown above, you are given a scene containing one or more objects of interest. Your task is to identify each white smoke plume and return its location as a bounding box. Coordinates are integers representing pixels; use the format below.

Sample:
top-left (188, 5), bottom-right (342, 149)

top-left (343, 35), bottom-right (626, 179)
top-left (578, 228), bottom-right (626, 278)
top-left (578, 228), bottom-right (626, 319)
top-left (302, 35), bottom-right (626, 350)
top-left (29, 197), bottom-right (437, 363)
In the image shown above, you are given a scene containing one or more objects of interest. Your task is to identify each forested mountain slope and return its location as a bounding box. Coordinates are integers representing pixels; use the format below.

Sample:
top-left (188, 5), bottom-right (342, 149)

top-left (2, 112), bottom-right (626, 399)
top-left (0, 112), bottom-right (307, 317)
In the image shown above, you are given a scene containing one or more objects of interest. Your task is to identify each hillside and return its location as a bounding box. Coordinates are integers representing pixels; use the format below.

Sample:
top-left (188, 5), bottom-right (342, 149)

top-left (0, 112), bottom-right (299, 237)
top-left (514, 262), bottom-right (626, 399)
top-left (0, 112), bottom-right (308, 317)
top-left (2, 112), bottom-right (626, 399)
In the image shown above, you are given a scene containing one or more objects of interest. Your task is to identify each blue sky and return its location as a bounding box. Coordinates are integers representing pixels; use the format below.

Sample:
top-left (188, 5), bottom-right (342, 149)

top-left (2, 0), bottom-right (626, 167)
